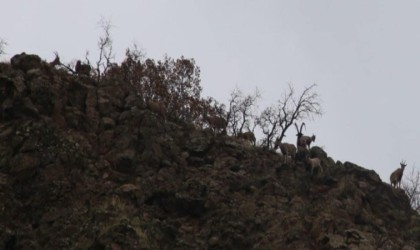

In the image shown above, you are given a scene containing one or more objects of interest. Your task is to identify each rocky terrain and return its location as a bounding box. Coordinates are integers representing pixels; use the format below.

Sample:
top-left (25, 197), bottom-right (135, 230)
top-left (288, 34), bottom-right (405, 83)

top-left (0, 53), bottom-right (419, 249)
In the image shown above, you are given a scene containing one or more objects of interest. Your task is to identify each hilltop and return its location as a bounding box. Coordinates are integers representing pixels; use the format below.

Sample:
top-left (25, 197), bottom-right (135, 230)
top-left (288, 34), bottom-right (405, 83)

top-left (0, 53), bottom-right (419, 249)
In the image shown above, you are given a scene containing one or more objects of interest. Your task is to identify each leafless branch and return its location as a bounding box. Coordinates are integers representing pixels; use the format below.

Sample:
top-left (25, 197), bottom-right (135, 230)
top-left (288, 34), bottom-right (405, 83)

top-left (0, 38), bottom-right (7, 56)
top-left (226, 87), bottom-right (260, 136)
top-left (258, 83), bottom-right (322, 148)
top-left (402, 165), bottom-right (420, 212)
top-left (95, 17), bottom-right (115, 81)
top-left (257, 105), bottom-right (279, 148)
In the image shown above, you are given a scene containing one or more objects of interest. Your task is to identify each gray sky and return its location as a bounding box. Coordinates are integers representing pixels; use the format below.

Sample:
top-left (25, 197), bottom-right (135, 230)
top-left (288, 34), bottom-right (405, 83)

top-left (1, 1), bottom-right (419, 182)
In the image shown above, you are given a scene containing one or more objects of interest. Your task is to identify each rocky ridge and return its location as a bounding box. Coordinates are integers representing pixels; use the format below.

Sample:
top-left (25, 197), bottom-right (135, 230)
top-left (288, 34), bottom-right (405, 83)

top-left (0, 53), bottom-right (419, 249)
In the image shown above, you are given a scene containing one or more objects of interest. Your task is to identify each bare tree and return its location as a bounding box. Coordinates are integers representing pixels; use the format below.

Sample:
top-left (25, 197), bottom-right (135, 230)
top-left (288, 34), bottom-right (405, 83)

top-left (257, 105), bottom-right (279, 148)
top-left (56, 18), bottom-right (115, 78)
top-left (95, 17), bottom-right (115, 80)
top-left (257, 83), bottom-right (322, 149)
top-left (402, 165), bottom-right (420, 213)
top-left (126, 43), bottom-right (145, 63)
top-left (226, 87), bottom-right (260, 136)
top-left (0, 38), bottom-right (7, 56)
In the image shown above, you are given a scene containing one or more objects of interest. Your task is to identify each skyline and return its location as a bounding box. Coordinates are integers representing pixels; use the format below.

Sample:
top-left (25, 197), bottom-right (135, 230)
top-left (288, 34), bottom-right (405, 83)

top-left (1, 1), bottom-right (420, 182)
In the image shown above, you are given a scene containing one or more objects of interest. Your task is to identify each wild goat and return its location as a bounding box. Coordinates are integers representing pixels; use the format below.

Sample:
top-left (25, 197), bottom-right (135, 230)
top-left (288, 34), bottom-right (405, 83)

top-left (299, 134), bottom-right (316, 149)
top-left (274, 138), bottom-right (296, 162)
top-left (279, 143), bottom-right (296, 163)
top-left (237, 131), bottom-right (256, 145)
top-left (295, 122), bottom-right (316, 149)
top-left (206, 116), bottom-right (227, 135)
top-left (390, 160), bottom-right (407, 188)
top-left (75, 60), bottom-right (92, 75)
top-left (306, 156), bottom-right (322, 175)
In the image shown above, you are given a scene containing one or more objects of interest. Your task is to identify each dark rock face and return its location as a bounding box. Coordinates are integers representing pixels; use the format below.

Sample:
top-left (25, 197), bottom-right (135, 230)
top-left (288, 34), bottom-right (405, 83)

top-left (10, 52), bottom-right (42, 72)
top-left (0, 54), bottom-right (419, 249)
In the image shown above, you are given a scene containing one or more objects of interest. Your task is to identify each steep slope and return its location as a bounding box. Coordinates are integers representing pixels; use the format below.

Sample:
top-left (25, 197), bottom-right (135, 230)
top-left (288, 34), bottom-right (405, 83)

top-left (0, 53), bottom-right (419, 249)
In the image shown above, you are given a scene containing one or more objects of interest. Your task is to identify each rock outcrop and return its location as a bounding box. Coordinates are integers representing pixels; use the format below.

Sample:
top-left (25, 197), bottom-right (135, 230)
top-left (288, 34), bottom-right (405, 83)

top-left (0, 53), bottom-right (419, 249)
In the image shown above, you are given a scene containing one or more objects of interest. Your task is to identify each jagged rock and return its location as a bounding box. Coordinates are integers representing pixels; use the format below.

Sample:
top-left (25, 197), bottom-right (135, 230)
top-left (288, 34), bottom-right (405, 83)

top-left (67, 81), bottom-right (87, 111)
top-left (114, 149), bottom-right (137, 174)
top-left (30, 86), bottom-right (55, 115)
top-left (21, 97), bottom-right (39, 117)
top-left (9, 153), bottom-right (40, 173)
top-left (117, 183), bottom-right (140, 193)
top-left (1, 96), bottom-right (39, 120)
top-left (85, 85), bottom-right (100, 130)
top-left (295, 146), bottom-right (309, 162)
top-left (0, 76), bottom-right (18, 100)
top-left (101, 117), bottom-right (116, 130)
top-left (187, 131), bottom-right (212, 155)
top-left (64, 106), bottom-right (88, 130)
top-left (310, 146), bottom-right (327, 158)
top-left (0, 54), bottom-right (419, 250)
top-left (98, 96), bottom-right (112, 116)
top-left (124, 94), bottom-right (142, 109)
top-left (10, 52), bottom-right (42, 72)
top-left (13, 75), bottom-right (27, 94)
top-left (145, 191), bottom-right (206, 218)
top-left (343, 161), bottom-right (382, 183)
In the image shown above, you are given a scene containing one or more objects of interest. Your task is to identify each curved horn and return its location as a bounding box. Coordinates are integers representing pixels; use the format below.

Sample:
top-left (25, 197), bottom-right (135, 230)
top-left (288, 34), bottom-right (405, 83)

top-left (294, 123), bottom-right (299, 133)
top-left (299, 122), bottom-right (306, 133)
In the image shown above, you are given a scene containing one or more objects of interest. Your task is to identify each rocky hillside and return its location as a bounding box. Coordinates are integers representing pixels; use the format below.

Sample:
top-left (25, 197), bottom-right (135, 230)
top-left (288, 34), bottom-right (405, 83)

top-left (0, 53), bottom-right (419, 249)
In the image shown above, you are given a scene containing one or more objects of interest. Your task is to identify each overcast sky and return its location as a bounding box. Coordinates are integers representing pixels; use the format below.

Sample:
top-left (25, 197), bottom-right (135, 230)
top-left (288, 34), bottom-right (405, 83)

top-left (1, 1), bottom-right (419, 183)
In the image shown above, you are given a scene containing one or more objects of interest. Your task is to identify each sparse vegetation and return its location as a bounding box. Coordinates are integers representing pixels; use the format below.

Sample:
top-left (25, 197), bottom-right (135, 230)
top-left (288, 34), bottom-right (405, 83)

top-left (94, 17), bottom-right (115, 81)
top-left (0, 19), bottom-right (419, 249)
top-left (403, 165), bottom-right (420, 212)
top-left (226, 87), bottom-right (260, 136)
top-left (257, 84), bottom-right (322, 149)
top-left (0, 38), bottom-right (6, 56)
